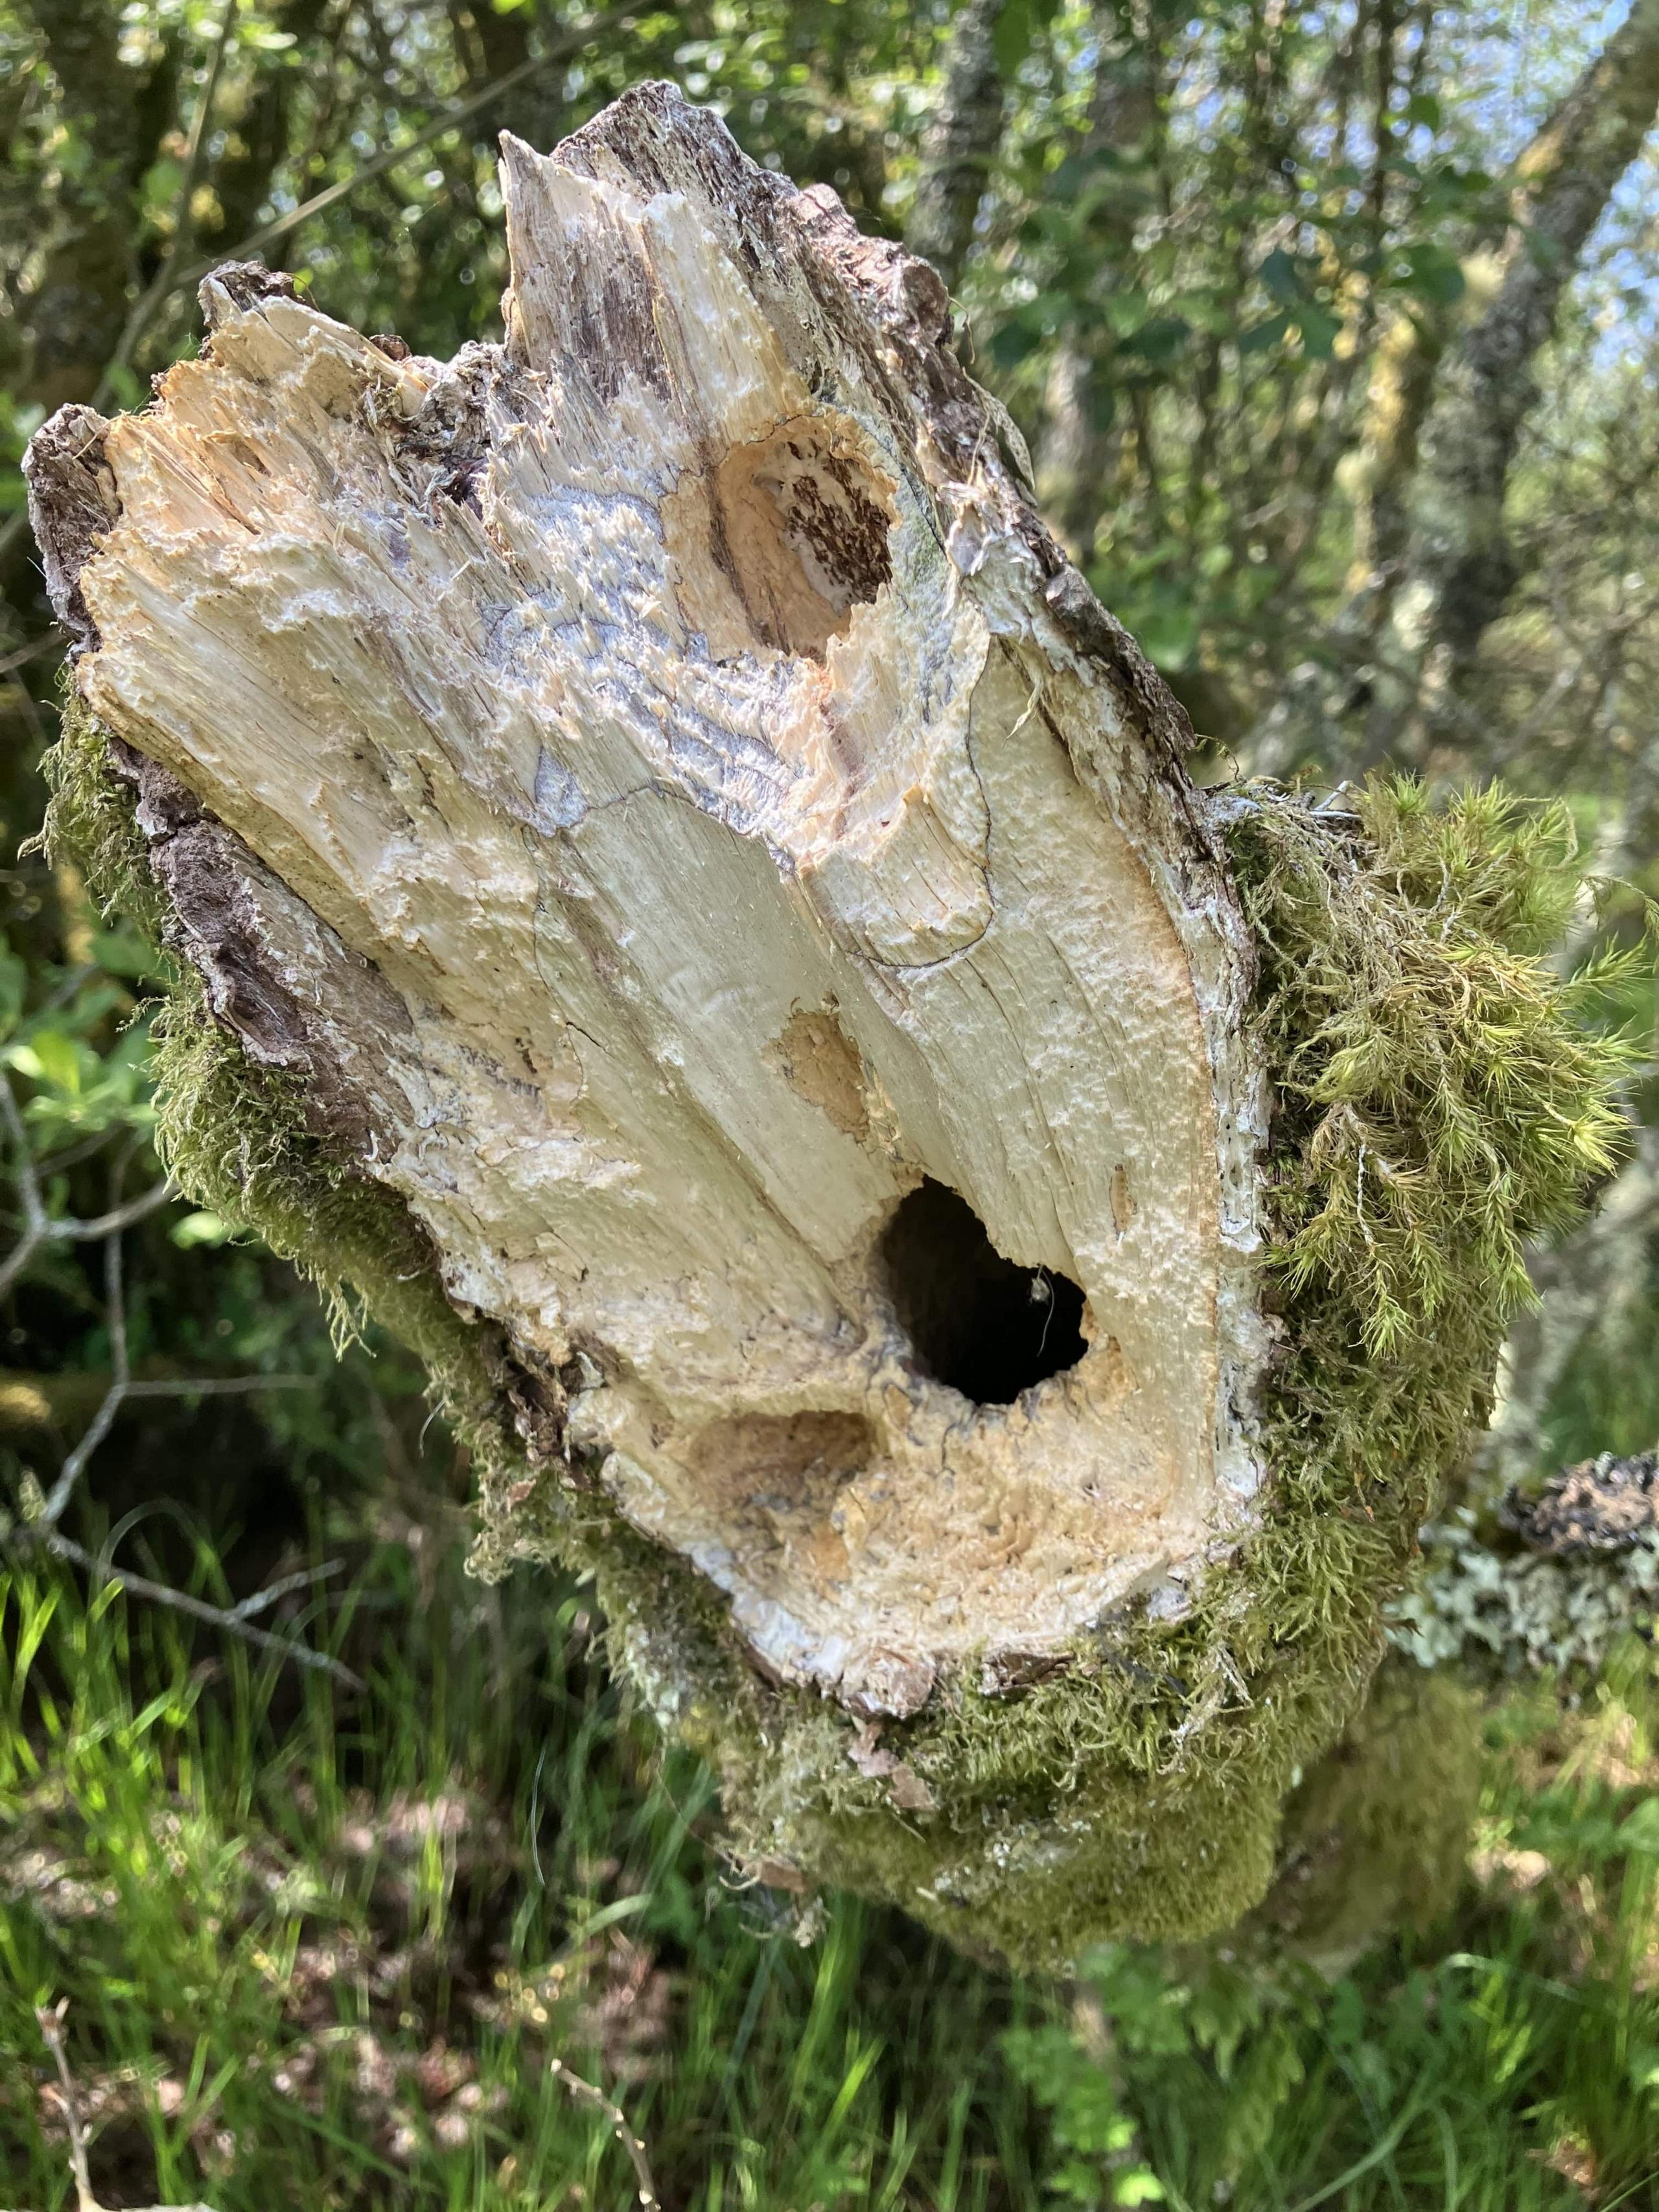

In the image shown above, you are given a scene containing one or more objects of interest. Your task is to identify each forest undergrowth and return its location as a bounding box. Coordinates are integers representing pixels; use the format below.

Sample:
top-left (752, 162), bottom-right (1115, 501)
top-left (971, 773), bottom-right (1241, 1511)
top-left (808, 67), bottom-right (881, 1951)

top-left (9, 0), bottom-right (1659, 2196)
top-left (2, 1508), bottom-right (1659, 2212)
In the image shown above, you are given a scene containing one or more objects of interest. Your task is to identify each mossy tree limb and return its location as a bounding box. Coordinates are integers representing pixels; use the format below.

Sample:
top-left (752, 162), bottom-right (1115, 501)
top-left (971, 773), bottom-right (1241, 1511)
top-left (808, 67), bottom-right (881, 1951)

top-left (24, 87), bottom-right (1632, 1968)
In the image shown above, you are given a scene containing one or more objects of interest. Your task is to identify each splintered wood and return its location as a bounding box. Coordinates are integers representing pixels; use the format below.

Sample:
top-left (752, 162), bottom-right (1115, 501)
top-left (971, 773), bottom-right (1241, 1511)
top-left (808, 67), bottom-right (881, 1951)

top-left (28, 86), bottom-right (1271, 1719)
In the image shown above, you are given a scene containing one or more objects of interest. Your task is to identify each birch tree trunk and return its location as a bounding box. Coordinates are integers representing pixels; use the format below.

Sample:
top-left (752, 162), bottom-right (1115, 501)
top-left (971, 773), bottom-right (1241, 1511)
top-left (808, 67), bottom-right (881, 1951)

top-left (23, 85), bottom-right (1623, 1966)
top-left (905, 0), bottom-right (1010, 292)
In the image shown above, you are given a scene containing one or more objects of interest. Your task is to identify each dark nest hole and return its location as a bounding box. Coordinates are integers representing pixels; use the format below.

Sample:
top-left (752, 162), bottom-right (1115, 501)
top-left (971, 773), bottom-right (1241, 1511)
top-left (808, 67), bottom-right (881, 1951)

top-left (878, 1178), bottom-right (1088, 1407)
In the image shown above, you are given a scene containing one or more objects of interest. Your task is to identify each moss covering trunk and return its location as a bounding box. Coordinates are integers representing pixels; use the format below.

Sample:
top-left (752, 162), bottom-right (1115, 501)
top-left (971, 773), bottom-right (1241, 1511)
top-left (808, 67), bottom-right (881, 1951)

top-left (26, 87), bottom-right (1632, 1969)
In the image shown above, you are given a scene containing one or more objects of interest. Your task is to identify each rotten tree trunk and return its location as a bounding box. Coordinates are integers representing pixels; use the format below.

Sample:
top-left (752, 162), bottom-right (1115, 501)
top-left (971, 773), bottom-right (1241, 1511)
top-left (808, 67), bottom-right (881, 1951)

top-left (28, 85), bottom-right (1605, 1965)
top-left (29, 88), bottom-right (1268, 1719)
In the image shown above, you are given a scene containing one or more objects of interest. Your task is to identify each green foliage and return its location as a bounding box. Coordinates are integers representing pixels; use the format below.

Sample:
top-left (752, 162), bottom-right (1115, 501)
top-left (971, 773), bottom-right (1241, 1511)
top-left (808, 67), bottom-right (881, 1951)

top-left (5, 0), bottom-right (1658, 786)
top-left (0, 904), bottom-right (157, 1154)
top-left (965, 0), bottom-right (1534, 693)
top-left (0, 1542), bottom-right (1041, 2212)
top-left (1003, 2014), bottom-right (1168, 2206)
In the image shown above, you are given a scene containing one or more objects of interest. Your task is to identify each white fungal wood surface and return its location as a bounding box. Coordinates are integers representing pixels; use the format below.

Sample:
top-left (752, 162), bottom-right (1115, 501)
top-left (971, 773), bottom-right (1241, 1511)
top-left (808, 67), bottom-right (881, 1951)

top-left (30, 86), bottom-right (1271, 1716)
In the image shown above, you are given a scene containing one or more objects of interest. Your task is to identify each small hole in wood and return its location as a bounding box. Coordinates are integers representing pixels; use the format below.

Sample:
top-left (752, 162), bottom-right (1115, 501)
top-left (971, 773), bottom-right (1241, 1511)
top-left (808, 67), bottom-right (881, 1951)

top-left (879, 1178), bottom-right (1087, 1407)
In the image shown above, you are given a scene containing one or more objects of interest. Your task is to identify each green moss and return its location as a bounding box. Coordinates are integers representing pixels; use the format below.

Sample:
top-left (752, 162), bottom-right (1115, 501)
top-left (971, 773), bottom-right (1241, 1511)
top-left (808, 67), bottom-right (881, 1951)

top-left (45, 716), bottom-right (1638, 1970)
top-left (42, 704), bottom-right (172, 948)
top-left (1240, 1659), bottom-right (1484, 1976)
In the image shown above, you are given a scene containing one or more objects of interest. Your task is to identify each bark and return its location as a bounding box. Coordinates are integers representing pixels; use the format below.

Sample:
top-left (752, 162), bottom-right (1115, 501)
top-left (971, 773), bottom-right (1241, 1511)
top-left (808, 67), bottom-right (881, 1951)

top-left (905, 0), bottom-right (1010, 292)
top-left (26, 87), bottom-right (1272, 1722)
top-left (1251, 0), bottom-right (1659, 779)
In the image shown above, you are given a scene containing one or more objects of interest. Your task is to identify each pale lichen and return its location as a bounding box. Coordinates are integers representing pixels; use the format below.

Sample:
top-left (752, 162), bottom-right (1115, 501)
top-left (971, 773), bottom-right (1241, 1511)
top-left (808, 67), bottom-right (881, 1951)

top-left (1393, 1510), bottom-right (1659, 1675)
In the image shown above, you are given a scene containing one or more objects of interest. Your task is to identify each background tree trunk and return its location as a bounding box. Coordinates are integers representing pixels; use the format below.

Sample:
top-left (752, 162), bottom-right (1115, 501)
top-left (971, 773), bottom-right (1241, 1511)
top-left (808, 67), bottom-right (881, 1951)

top-left (905, 0), bottom-right (1010, 292)
top-left (1249, 0), bottom-right (1659, 780)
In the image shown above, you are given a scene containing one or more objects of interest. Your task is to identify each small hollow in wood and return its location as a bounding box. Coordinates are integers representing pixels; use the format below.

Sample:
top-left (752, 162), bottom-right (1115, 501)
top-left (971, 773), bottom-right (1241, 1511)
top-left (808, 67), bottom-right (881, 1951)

top-left (880, 1178), bottom-right (1089, 1406)
top-left (667, 412), bottom-right (898, 662)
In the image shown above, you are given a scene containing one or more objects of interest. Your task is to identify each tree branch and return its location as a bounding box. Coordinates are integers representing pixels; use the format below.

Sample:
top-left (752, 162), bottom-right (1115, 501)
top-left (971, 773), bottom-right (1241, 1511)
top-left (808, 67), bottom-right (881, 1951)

top-left (14, 1526), bottom-right (365, 1688)
top-left (38, 1998), bottom-right (218, 2212)
top-left (547, 2055), bottom-right (661, 2212)
top-left (1393, 0), bottom-right (1659, 756)
top-left (3, 1074), bottom-right (353, 1690)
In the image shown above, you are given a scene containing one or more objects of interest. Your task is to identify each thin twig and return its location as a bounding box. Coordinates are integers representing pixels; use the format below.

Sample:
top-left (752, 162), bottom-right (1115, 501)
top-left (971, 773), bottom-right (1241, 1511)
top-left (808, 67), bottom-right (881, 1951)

top-left (229, 1557), bottom-right (344, 1621)
top-left (122, 1373), bottom-right (320, 1399)
top-left (47, 1181), bottom-right (177, 1244)
top-left (548, 2055), bottom-right (661, 2211)
top-left (37, 1999), bottom-right (99, 2212)
top-left (31, 1127), bottom-right (122, 1179)
top-left (39, 1230), bottom-right (128, 1525)
top-left (26, 1528), bottom-right (364, 1688)
top-left (0, 1178), bottom-right (178, 1299)
top-left (36, 962), bottom-right (101, 1019)
top-left (2, 1065), bottom-right (176, 1297)
top-left (0, 627), bottom-right (66, 675)
top-left (5, 1089), bottom-right (352, 1685)
top-left (1, 1067), bottom-right (47, 1238)
top-left (36, 1997), bottom-right (216, 2212)
top-left (5, 664), bottom-right (49, 748)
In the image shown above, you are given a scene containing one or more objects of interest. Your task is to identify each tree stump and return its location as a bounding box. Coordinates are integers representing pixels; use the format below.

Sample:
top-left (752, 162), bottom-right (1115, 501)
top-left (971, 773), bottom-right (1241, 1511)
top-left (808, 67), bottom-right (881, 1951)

top-left (25, 85), bottom-right (1626, 1966)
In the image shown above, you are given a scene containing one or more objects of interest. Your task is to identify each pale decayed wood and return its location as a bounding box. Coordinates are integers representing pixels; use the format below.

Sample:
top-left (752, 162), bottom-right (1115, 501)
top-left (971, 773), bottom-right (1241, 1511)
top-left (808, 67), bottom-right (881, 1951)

top-left (29, 86), bottom-right (1270, 1717)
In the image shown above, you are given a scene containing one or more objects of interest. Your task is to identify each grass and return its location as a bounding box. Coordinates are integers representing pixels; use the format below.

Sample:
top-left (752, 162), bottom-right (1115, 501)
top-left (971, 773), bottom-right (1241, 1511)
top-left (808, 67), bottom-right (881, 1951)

top-left (3, 1524), bottom-right (1659, 2211)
